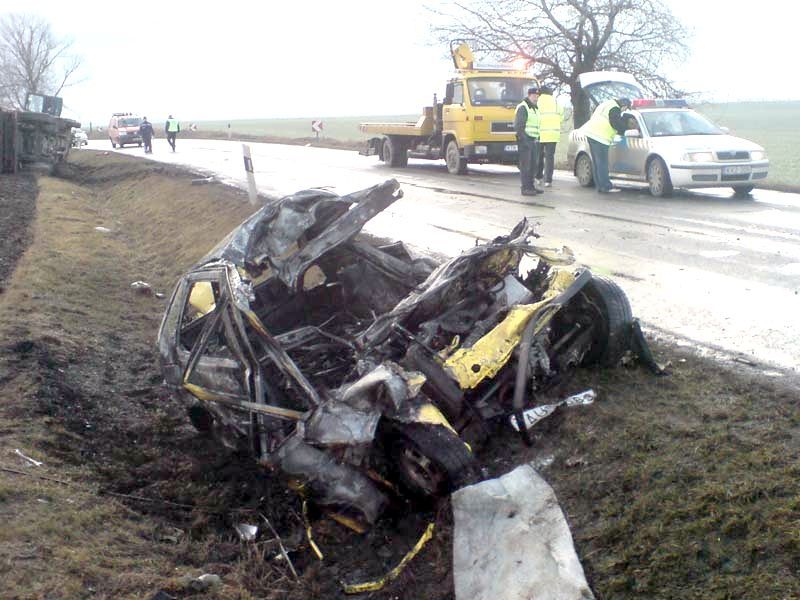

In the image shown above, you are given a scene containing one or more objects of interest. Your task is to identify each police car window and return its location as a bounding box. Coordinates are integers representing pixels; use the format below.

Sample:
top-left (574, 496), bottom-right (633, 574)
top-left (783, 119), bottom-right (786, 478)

top-left (467, 79), bottom-right (536, 105)
top-left (622, 113), bottom-right (641, 132)
top-left (641, 110), bottom-right (722, 137)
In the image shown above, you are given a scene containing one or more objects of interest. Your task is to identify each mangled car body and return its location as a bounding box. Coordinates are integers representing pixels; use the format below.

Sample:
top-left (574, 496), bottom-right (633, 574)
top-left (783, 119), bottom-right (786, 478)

top-left (158, 179), bottom-right (637, 527)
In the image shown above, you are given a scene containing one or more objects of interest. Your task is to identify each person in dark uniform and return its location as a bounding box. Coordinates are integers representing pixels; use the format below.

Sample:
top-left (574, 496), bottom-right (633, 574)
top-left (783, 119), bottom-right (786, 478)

top-left (139, 117), bottom-right (154, 154)
top-left (514, 86), bottom-right (541, 196)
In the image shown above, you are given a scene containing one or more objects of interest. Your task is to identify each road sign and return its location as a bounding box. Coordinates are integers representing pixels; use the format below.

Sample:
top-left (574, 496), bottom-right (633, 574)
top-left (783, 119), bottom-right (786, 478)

top-left (311, 120), bottom-right (323, 133)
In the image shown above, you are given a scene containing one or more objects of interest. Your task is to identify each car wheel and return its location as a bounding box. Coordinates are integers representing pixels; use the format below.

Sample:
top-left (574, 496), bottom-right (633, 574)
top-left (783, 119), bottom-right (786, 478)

top-left (388, 423), bottom-right (476, 498)
top-left (110, 138), bottom-right (116, 149)
top-left (580, 276), bottom-right (634, 367)
top-left (576, 153), bottom-right (594, 187)
top-left (647, 157), bottom-right (673, 197)
top-left (138, 142), bottom-right (142, 147)
top-left (732, 185), bottom-right (754, 197)
top-left (445, 139), bottom-right (467, 175)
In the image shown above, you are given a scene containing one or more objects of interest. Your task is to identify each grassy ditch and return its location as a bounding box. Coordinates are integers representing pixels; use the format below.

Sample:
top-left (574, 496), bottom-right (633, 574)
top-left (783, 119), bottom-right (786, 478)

top-left (0, 151), bottom-right (797, 599)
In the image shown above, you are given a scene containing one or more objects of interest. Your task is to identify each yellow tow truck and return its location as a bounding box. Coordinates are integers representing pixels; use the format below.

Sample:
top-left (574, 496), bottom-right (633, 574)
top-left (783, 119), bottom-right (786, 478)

top-left (360, 43), bottom-right (538, 175)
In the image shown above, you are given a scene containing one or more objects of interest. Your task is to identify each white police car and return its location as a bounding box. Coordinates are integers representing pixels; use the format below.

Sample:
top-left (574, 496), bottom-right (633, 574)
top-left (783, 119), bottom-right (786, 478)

top-left (567, 72), bottom-right (769, 197)
top-left (71, 127), bottom-right (88, 148)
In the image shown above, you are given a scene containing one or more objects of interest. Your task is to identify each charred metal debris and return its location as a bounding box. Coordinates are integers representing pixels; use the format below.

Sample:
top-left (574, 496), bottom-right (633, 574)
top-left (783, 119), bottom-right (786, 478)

top-left (158, 179), bottom-right (656, 528)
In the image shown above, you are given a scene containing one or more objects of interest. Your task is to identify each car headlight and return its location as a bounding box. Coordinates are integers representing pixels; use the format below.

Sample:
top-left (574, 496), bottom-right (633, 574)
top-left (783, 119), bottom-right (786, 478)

top-left (474, 145), bottom-right (488, 155)
top-left (683, 151), bottom-right (714, 162)
top-left (750, 150), bottom-right (767, 160)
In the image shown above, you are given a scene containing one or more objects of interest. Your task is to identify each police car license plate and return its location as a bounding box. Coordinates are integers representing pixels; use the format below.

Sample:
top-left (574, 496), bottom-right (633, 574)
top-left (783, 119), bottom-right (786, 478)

top-left (505, 144), bottom-right (518, 152)
top-left (723, 165), bottom-right (751, 175)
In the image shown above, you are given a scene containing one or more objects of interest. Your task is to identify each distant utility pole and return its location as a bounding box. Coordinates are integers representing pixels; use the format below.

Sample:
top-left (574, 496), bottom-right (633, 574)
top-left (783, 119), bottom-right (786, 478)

top-left (242, 144), bottom-right (258, 205)
top-left (227, 122), bottom-right (232, 140)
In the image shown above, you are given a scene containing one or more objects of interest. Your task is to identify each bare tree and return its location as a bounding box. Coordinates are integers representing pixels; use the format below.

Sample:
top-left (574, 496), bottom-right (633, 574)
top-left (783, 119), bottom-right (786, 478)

top-left (432, 0), bottom-right (689, 127)
top-left (0, 13), bottom-right (82, 110)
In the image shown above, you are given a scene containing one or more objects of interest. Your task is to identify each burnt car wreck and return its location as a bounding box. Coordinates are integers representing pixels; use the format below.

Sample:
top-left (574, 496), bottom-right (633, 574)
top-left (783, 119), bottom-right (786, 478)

top-left (158, 179), bottom-right (646, 528)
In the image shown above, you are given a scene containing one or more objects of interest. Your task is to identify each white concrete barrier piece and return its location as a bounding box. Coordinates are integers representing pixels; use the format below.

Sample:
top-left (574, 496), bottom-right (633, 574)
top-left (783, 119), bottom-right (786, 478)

top-left (452, 464), bottom-right (594, 600)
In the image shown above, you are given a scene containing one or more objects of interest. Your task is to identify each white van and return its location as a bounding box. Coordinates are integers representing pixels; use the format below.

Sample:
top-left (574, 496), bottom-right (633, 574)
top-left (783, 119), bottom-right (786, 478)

top-left (108, 113), bottom-right (143, 148)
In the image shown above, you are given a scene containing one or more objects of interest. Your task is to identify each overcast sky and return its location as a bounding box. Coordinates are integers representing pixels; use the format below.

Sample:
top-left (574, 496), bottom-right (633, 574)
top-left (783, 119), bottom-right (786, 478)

top-left (2, 0), bottom-right (797, 125)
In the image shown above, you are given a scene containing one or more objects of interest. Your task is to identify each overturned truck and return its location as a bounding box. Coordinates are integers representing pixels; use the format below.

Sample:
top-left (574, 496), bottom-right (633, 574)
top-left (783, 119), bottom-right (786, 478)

top-left (0, 94), bottom-right (80, 173)
top-left (158, 180), bottom-right (646, 528)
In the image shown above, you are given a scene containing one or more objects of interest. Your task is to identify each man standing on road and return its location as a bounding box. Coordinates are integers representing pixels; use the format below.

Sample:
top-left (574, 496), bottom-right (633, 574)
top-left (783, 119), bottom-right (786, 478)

top-left (535, 85), bottom-right (564, 188)
top-left (515, 86), bottom-right (541, 196)
top-left (578, 97), bottom-right (630, 193)
top-left (165, 115), bottom-right (180, 152)
top-left (139, 117), bottom-right (154, 154)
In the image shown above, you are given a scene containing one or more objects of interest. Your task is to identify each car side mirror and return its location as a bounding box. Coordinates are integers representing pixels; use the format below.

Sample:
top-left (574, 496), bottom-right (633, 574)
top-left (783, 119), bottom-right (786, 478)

top-left (719, 126), bottom-right (730, 134)
top-left (624, 129), bottom-right (641, 138)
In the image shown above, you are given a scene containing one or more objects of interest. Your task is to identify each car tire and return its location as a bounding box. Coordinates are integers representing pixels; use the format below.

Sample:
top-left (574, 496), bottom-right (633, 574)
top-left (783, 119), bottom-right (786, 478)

top-left (110, 138), bottom-right (116, 149)
top-left (445, 139), bottom-right (467, 175)
top-left (580, 276), bottom-right (634, 367)
top-left (138, 142), bottom-right (142, 147)
top-left (382, 136), bottom-right (408, 167)
top-left (388, 423), bottom-right (476, 498)
top-left (647, 157), bottom-right (673, 197)
top-left (576, 153), bottom-right (594, 187)
top-left (732, 185), bottom-right (754, 197)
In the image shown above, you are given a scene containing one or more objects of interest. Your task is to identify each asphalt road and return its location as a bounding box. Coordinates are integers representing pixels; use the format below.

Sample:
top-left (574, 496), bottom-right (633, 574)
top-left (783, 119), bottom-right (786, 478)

top-left (88, 139), bottom-right (800, 377)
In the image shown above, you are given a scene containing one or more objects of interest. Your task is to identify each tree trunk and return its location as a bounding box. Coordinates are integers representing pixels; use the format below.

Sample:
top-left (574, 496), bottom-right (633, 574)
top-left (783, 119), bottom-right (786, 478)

top-left (570, 81), bottom-right (590, 129)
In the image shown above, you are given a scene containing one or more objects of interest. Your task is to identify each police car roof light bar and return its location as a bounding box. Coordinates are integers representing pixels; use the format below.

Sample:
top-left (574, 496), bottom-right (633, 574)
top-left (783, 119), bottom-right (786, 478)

top-left (631, 99), bottom-right (688, 109)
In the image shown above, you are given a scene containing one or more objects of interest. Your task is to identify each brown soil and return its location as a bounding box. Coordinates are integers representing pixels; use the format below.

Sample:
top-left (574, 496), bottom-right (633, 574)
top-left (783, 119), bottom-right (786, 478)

top-left (0, 174), bottom-right (37, 290)
top-left (0, 151), bottom-right (797, 600)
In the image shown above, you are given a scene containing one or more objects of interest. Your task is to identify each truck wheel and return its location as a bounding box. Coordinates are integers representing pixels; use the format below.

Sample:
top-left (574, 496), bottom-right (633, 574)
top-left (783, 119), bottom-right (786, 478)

top-left (445, 140), bottom-right (467, 175)
top-left (382, 136), bottom-right (408, 167)
top-left (576, 153), bottom-right (594, 187)
top-left (647, 157), bottom-right (673, 197)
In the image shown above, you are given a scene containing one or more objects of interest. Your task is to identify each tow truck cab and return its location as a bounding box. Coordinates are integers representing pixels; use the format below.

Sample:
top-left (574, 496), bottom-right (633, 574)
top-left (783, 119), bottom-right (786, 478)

top-left (360, 43), bottom-right (538, 174)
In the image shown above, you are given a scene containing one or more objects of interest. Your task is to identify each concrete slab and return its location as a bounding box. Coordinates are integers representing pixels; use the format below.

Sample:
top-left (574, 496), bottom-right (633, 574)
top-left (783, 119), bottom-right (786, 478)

top-left (452, 464), bottom-right (594, 600)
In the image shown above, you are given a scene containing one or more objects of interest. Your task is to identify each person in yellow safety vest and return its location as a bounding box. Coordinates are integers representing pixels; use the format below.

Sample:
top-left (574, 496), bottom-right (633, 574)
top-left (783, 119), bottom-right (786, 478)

top-left (514, 86), bottom-right (541, 196)
top-left (165, 115), bottom-right (180, 152)
top-left (577, 97), bottom-right (631, 193)
top-left (535, 85), bottom-right (564, 188)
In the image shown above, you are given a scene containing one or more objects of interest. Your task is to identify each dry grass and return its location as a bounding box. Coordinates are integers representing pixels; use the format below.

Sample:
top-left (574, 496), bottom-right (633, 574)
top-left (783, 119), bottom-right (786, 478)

top-left (0, 156), bottom-right (261, 599)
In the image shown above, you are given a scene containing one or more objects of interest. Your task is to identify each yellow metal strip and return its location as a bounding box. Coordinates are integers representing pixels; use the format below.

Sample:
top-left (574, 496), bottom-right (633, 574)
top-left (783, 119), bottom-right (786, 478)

top-left (302, 500), bottom-right (324, 561)
top-left (343, 523), bottom-right (435, 594)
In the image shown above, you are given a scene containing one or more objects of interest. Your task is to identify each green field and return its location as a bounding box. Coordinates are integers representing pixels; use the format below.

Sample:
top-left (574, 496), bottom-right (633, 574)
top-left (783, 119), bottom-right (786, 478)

top-left (193, 101), bottom-right (799, 188)
top-left (194, 115), bottom-right (417, 142)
